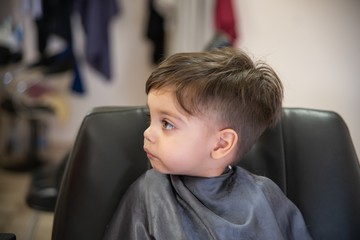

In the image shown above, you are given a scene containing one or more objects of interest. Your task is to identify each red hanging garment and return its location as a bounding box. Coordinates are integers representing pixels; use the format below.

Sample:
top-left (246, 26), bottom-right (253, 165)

top-left (215, 0), bottom-right (238, 45)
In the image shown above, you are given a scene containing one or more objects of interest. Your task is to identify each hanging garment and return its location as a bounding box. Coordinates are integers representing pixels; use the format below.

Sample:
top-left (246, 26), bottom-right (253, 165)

top-left (155, 0), bottom-right (215, 54)
top-left (215, 0), bottom-right (238, 44)
top-left (146, 0), bottom-right (166, 64)
top-left (73, 0), bottom-right (119, 79)
top-left (27, 0), bottom-right (85, 94)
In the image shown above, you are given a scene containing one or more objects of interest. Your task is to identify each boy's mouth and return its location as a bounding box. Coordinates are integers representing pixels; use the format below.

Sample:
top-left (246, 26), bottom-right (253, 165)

top-left (143, 147), bottom-right (156, 160)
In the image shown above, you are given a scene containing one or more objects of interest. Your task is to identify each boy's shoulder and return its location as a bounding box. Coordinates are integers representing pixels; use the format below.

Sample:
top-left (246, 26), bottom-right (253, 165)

top-left (235, 166), bottom-right (279, 188)
top-left (234, 166), bottom-right (287, 200)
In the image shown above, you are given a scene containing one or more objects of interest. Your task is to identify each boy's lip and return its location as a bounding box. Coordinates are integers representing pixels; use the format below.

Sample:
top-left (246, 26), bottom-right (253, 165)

top-left (143, 147), bottom-right (155, 159)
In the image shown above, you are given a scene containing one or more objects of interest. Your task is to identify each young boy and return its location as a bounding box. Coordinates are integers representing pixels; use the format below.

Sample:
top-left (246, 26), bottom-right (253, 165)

top-left (103, 48), bottom-right (312, 239)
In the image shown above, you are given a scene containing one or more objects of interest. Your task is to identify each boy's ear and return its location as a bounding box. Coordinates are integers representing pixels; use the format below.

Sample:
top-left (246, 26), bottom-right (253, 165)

top-left (211, 128), bottom-right (238, 160)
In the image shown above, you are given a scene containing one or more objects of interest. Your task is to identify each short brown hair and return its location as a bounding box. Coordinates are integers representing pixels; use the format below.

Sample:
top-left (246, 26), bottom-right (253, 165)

top-left (146, 47), bottom-right (283, 160)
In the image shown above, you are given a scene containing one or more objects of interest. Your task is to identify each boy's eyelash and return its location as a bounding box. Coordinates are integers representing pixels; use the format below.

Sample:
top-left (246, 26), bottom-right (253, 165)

top-left (144, 113), bottom-right (174, 130)
top-left (162, 119), bottom-right (174, 130)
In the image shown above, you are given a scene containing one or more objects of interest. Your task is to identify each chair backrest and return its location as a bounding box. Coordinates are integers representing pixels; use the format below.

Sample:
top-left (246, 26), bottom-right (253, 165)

top-left (52, 106), bottom-right (360, 240)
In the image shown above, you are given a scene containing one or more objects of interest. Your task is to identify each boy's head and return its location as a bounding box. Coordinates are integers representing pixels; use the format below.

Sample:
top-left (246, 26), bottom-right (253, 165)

top-left (146, 47), bottom-right (283, 162)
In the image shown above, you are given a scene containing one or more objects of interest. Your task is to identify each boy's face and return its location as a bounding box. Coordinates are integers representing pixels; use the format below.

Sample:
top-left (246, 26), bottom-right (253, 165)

top-left (144, 89), bottom-right (221, 177)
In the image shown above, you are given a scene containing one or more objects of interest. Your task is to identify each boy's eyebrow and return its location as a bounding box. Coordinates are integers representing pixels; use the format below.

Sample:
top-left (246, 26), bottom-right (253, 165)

top-left (160, 110), bottom-right (185, 123)
top-left (147, 104), bottom-right (186, 123)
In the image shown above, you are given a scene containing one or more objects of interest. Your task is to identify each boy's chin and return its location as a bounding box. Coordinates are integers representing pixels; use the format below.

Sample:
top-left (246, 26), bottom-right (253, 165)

top-left (150, 164), bottom-right (174, 175)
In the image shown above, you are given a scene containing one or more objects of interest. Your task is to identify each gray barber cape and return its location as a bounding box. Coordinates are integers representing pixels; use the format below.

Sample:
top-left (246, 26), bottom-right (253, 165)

top-left (103, 166), bottom-right (312, 240)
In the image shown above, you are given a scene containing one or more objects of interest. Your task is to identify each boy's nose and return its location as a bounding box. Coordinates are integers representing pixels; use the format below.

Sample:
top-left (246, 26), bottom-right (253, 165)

top-left (144, 126), bottom-right (154, 142)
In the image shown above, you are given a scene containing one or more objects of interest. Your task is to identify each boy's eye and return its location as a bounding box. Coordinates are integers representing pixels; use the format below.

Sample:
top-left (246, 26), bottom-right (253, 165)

top-left (162, 120), bottom-right (174, 130)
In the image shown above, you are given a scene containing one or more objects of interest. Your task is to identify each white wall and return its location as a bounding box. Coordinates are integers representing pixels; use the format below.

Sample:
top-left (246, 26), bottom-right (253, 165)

top-left (234, 0), bottom-right (360, 156)
top-left (22, 0), bottom-right (359, 156)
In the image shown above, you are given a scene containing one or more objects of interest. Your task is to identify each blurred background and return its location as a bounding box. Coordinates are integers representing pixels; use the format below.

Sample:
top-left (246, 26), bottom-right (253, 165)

top-left (1, 0), bottom-right (359, 239)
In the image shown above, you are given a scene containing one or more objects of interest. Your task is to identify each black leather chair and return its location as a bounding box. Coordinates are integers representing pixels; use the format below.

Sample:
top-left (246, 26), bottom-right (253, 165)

top-left (51, 106), bottom-right (360, 240)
